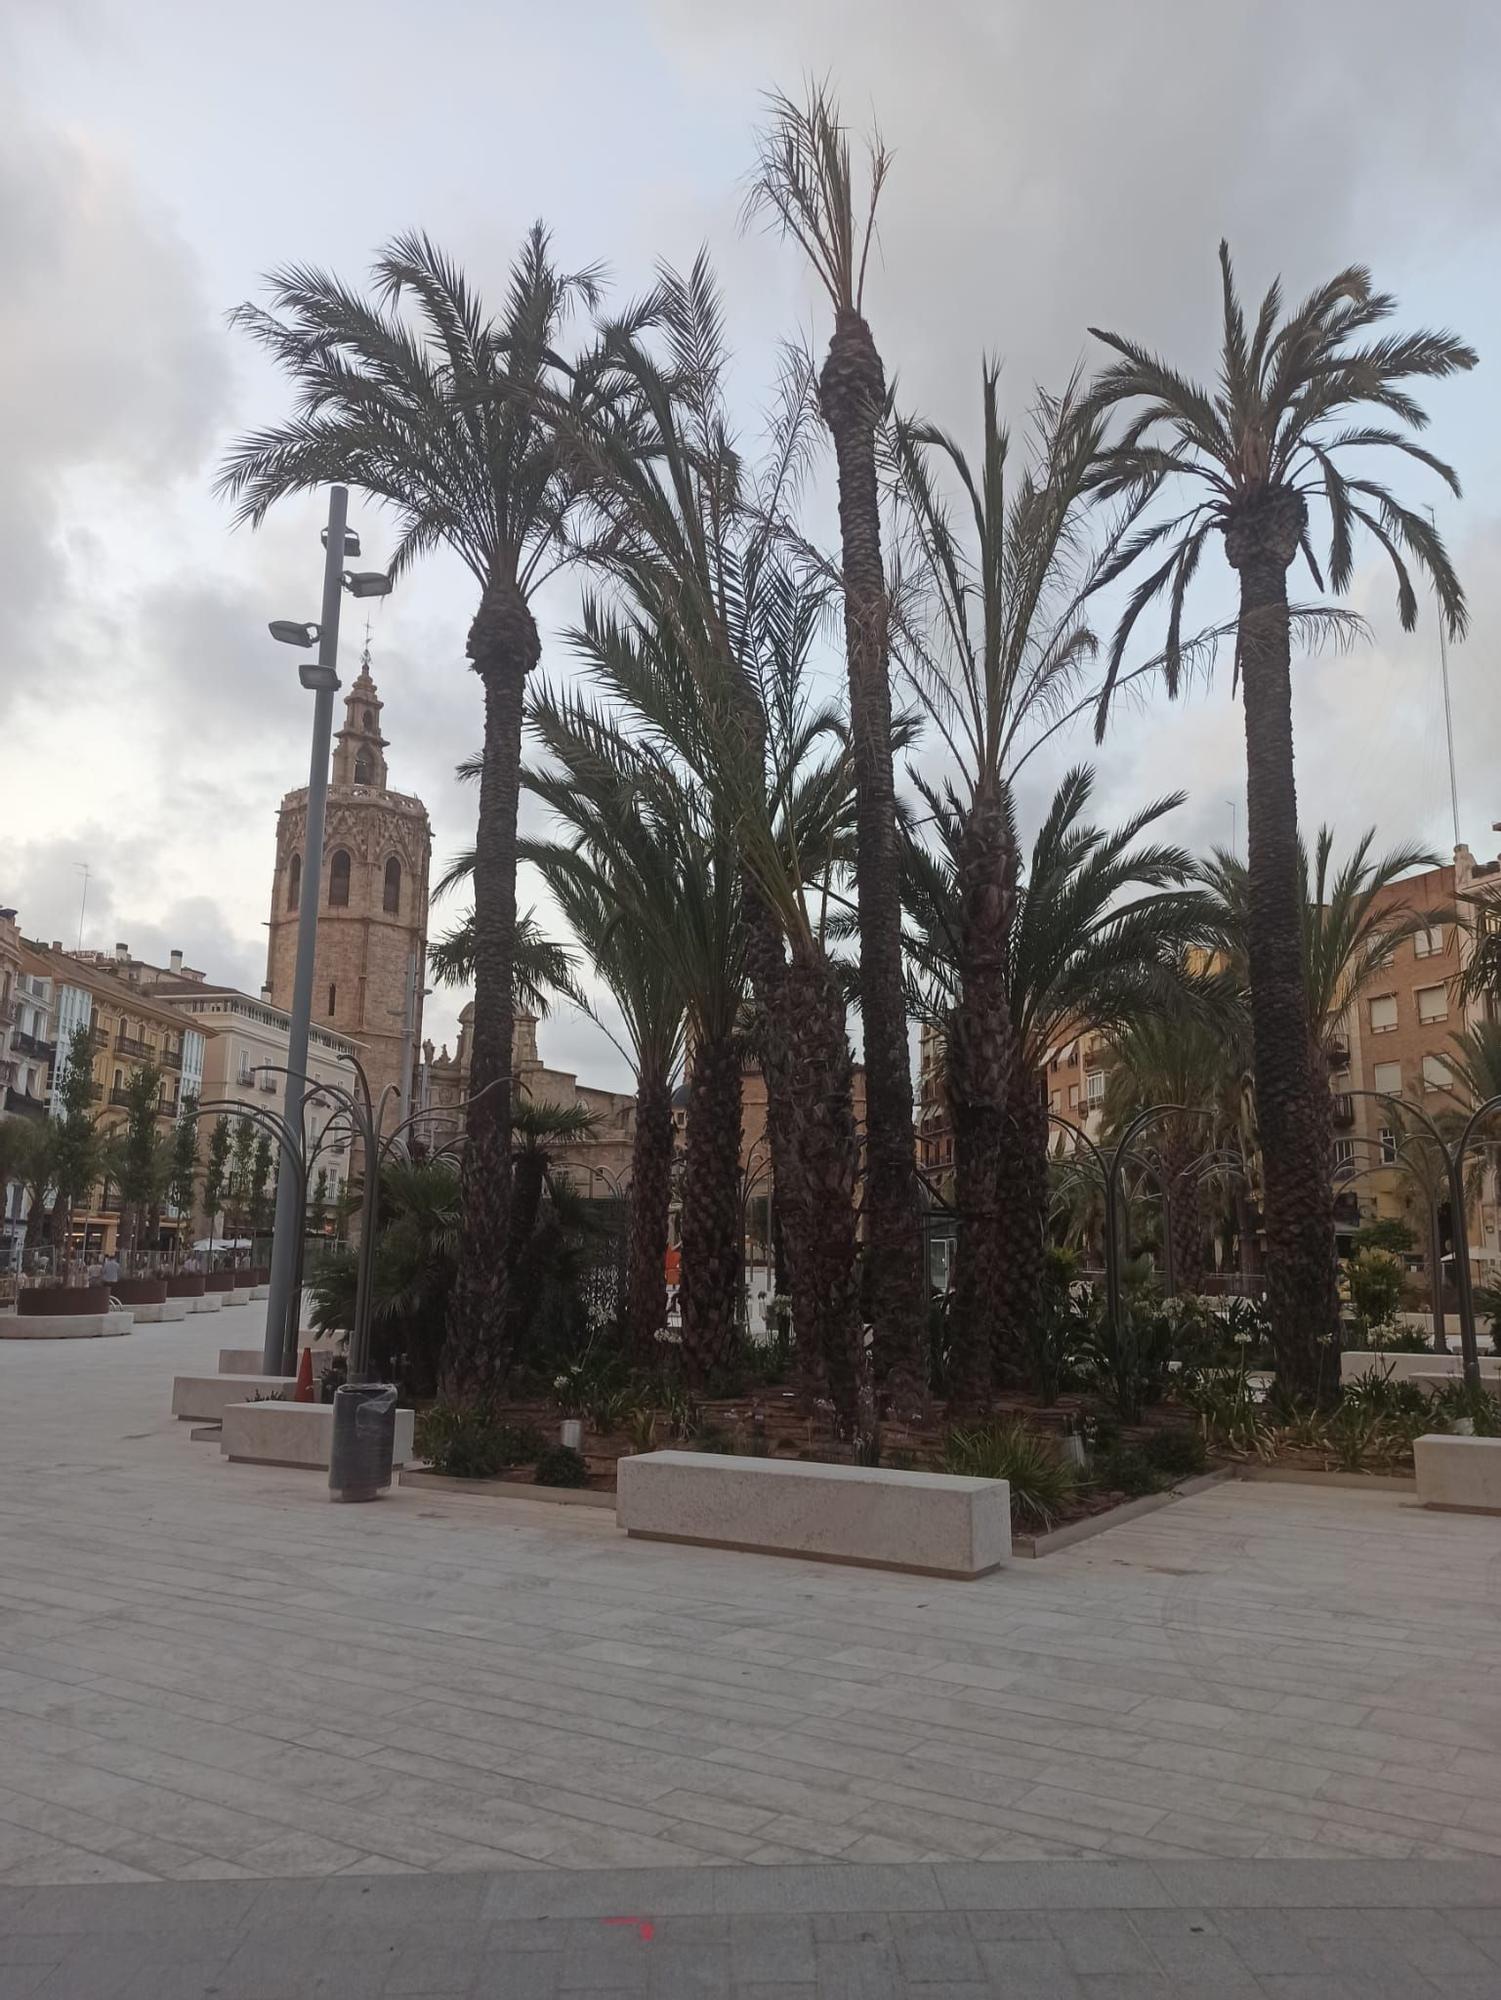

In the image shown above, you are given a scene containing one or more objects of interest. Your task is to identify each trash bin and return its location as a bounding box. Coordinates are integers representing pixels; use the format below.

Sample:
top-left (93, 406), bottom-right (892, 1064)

top-left (328, 1382), bottom-right (398, 1502)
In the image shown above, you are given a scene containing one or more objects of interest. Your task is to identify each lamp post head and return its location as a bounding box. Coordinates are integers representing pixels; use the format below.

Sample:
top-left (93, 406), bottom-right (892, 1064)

top-left (341, 570), bottom-right (393, 600)
top-left (269, 619), bottom-right (320, 648)
top-left (322, 527), bottom-right (361, 556)
top-left (298, 662), bottom-right (340, 693)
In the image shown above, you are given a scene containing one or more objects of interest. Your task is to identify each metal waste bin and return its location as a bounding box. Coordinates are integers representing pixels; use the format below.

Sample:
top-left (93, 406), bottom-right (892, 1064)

top-left (328, 1382), bottom-right (398, 1502)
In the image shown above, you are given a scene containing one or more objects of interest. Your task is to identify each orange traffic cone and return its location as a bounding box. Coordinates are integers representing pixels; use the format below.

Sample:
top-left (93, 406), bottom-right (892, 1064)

top-left (293, 1345), bottom-right (314, 1403)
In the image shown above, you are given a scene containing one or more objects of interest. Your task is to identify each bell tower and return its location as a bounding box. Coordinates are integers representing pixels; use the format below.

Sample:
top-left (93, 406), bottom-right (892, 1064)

top-left (265, 633), bottom-right (432, 1134)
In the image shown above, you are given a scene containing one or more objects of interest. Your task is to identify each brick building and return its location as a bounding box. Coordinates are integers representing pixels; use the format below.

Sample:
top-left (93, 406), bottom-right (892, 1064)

top-left (264, 657), bottom-right (431, 1137)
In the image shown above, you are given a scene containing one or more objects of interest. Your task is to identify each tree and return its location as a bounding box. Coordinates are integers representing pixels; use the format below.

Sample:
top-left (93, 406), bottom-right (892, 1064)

top-left (202, 1116), bottom-right (232, 1263)
top-left (748, 84), bottom-right (927, 1409)
top-left (560, 257), bottom-right (870, 1424)
top-left (50, 1025), bottom-right (102, 1268)
top-left (887, 370), bottom-right (1110, 1406)
top-left (1083, 242), bottom-right (1474, 1397)
top-left (308, 1167), bottom-right (330, 1241)
top-left (228, 1115), bottom-right (257, 1255)
top-left (104, 1063), bottom-right (164, 1269)
top-left (902, 768), bottom-right (1206, 1380)
top-left (4, 1119), bottom-right (58, 1270)
top-left (249, 1131), bottom-right (275, 1238)
top-left (167, 1099), bottom-right (200, 1265)
top-left (221, 227), bottom-right (607, 1401)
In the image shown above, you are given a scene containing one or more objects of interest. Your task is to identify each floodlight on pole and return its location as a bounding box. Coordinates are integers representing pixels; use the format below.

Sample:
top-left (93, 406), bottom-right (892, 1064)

top-left (341, 570), bottom-right (393, 600)
top-left (322, 526), bottom-right (361, 556)
top-left (269, 620), bottom-right (320, 648)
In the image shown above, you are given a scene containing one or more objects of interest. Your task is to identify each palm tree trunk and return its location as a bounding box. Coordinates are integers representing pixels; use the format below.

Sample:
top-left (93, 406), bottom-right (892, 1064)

top-left (946, 784), bottom-right (1015, 1414)
top-left (1162, 1131), bottom-right (1204, 1297)
top-left (782, 944), bottom-right (864, 1435)
top-left (506, 1149), bottom-right (545, 1273)
top-left (818, 311), bottom-right (926, 1413)
top-left (444, 580), bottom-right (539, 1402)
top-left (626, 1068), bottom-right (673, 1365)
top-left (1226, 499), bottom-right (1337, 1401)
top-left (678, 1029), bottom-right (741, 1386)
top-left (993, 1046), bottom-right (1049, 1387)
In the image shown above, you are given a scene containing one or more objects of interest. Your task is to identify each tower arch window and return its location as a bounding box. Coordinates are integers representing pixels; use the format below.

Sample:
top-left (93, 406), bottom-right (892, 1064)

top-left (286, 853), bottom-right (301, 910)
top-left (354, 750), bottom-right (374, 786)
top-left (383, 856), bottom-right (402, 915)
top-left (328, 850), bottom-right (351, 908)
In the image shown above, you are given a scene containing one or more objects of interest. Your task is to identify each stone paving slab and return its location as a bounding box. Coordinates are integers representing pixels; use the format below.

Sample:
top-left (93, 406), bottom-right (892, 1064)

top-left (0, 1861), bottom-right (1497, 1996)
top-left (1, 1305), bottom-right (1500, 1893)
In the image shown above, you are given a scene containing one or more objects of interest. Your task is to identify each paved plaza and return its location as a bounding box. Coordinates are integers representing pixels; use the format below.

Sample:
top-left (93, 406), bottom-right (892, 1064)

top-left (0, 1303), bottom-right (1499, 1991)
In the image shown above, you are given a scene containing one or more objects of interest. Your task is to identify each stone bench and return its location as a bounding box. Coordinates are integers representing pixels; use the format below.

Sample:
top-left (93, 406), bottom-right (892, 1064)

top-left (1341, 1350), bottom-right (1501, 1386)
top-left (615, 1450), bottom-right (1011, 1579)
top-left (219, 1399), bottom-right (415, 1473)
top-left (171, 1373), bottom-right (296, 1422)
top-left (1, 1310), bottom-right (133, 1341)
top-left (189, 1294), bottom-right (224, 1314)
top-left (1414, 1433), bottom-right (1501, 1514)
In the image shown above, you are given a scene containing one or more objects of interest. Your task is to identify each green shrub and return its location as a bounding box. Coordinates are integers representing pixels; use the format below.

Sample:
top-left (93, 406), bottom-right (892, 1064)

top-left (1141, 1428), bottom-right (1207, 1480)
top-left (1429, 1381), bottom-right (1501, 1437)
top-left (534, 1443), bottom-right (589, 1488)
top-left (1091, 1444), bottom-right (1167, 1498)
top-left (416, 1404), bottom-right (544, 1479)
top-left (1343, 1249), bottom-right (1407, 1341)
top-left (944, 1421), bottom-right (1078, 1530)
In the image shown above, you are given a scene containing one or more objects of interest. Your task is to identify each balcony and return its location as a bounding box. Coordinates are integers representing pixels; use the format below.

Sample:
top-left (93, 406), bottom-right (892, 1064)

top-left (1331, 1093), bottom-right (1355, 1129)
top-left (160, 1044), bottom-right (183, 1071)
top-left (109, 1085), bottom-right (134, 1108)
top-left (0, 998), bottom-right (15, 1027)
top-left (13, 1030), bottom-right (55, 1061)
top-left (4, 1087), bottom-right (48, 1120)
top-left (114, 1032), bottom-right (155, 1062)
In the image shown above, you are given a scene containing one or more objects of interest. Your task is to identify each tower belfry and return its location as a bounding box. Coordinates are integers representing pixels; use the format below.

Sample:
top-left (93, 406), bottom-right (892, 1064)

top-left (265, 630), bottom-right (432, 1135)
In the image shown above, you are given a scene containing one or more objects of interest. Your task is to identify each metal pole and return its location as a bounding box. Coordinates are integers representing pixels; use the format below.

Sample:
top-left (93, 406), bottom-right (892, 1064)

top-left (262, 485), bottom-right (349, 1374)
top-left (1446, 1152), bottom-right (1483, 1391)
top-left (1430, 1198), bottom-right (1448, 1356)
top-left (395, 945), bottom-right (418, 1135)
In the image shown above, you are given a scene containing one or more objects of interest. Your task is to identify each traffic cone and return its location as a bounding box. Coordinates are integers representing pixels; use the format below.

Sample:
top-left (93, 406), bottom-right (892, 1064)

top-left (293, 1345), bottom-right (314, 1403)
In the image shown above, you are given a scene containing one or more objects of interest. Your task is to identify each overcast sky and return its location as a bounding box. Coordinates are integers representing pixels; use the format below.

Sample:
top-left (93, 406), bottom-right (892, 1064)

top-left (4, 0), bottom-right (1499, 1091)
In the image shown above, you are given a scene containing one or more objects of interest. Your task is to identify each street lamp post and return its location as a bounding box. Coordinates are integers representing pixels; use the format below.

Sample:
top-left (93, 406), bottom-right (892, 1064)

top-left (260, 489), bottom-right (392, 1375)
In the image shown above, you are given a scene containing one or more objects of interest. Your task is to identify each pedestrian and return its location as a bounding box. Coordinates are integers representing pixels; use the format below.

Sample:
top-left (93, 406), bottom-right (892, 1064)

top-left (101, 1253), bottom-right (121, 1286)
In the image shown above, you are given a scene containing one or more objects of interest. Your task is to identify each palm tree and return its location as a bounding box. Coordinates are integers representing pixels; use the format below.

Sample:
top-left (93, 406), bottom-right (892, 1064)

top-left (1199, 828), bottom-right (1446, 1231)
top-left (1083, 242), bottom-right (1475, 1396)
top-left (220, 226), bottom-right (605, 1400)
top-left (562, 258), bottom-right (870, 1427)
top-left (747, 84), bottom-right (927, 1408)
top-left (888, 370), bottom-right (1111, 1406)
top-left (903, 768), bottom-right (1207, 1380)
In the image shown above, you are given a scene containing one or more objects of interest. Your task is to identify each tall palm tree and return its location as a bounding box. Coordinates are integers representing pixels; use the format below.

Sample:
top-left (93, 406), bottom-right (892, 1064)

top-left (563, 259), bottom-right (870, 1428)
top-left (1084, 242), bottom-right (1475, 1396)
top-left (903, 768), bottom-right (1207, 1379)
top-left (747, 84), bottom-right (927, 1409)
top-left (220, 227), bottom-right (605, 1400)
top-left (888, 370), bottom-right (1110, 1407)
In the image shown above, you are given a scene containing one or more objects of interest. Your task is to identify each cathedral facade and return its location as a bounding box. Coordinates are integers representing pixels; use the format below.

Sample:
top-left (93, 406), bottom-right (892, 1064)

top-left (265, 659), bottom-right (432, 1134)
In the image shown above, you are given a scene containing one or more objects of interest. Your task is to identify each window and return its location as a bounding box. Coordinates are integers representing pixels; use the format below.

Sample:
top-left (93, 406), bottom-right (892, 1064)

top-left (1333, 1138), bottom-right (1355, 1169)
top-left (328, 850), bottom-right (351, 907)
top-left (354, 750), bottom-right (375, 787)
top-left (1416, 984), bottom-right (1448, 1024)
top-left (1086, 1070), bottom-right (1105, 1106)
top-left (1372, 1060), bottom-right (1403, 1097)
top-left (1422, 1053), bottom-right (1453, 1094)
top-left (1049, 1090), bottom-right (1061, 1113)
top-left (286, 853), bottom-right (301, 911)
top-left (362, 707), bottom-right (376, 731)
top-left (383, 856), bottom-right (402, 915)
top-left (327, 984), bottom-right (337, 1017)
top-left (1414, 924), bottom-right (1445, 958)
top-left (1368, 994), bottom-right (1398, 1033)
top-left (1379, 1127), bottom-right (1397, 1165)
top-left (1068, 1083), bottom-right (1079, 1110)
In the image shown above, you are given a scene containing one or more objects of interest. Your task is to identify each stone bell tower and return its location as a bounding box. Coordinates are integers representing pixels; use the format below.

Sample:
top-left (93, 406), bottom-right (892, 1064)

top-left (265, 639), bottom-right (432, 1133)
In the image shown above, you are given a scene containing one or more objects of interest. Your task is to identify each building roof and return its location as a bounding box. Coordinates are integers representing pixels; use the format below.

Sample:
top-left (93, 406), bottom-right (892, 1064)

top-left (18, 943), bottom-right (216, 1038)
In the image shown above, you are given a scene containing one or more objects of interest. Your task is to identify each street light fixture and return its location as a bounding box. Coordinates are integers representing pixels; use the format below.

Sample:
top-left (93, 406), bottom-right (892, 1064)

top-left (261, 487), bottom-right (395, 1374)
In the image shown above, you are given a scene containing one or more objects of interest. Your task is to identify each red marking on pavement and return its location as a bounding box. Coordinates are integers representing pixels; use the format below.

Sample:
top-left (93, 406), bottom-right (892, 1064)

top-left (603, 1915), bottom-right (656, 1942)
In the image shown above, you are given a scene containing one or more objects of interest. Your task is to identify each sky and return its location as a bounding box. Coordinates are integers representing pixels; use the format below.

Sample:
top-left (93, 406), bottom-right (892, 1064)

top-left (4, 0), bottom-right (1500, 1092)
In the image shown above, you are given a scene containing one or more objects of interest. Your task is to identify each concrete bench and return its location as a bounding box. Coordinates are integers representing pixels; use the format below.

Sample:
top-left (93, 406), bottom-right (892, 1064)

top-left (1415, 1433), bottom-right (1501, 1514)
top-left (171, 1373), bottom-right (296, 1422)
top-left (615, 1450), bottom-right (1011, 1579)
top-left (219, 1399), bottom-right (415, 1472)
top-left (1, 1309), bottom-right (133, 1341)
top-left (1341, 1350), bottom-right (1501, 1386)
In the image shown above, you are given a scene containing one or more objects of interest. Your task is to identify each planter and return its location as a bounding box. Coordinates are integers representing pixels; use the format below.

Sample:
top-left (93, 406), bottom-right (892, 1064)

top-left (113, 1277), bottom-right (168, 1306)
top-left (166, 1273), bottom-right (205, 1298)
top-left (249, 1266), bottom-right (271, 1286)
top-left (203, 1272), bottom-right (236, 1295)
top-left (18, 1285), bottom-right (111, 1316)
